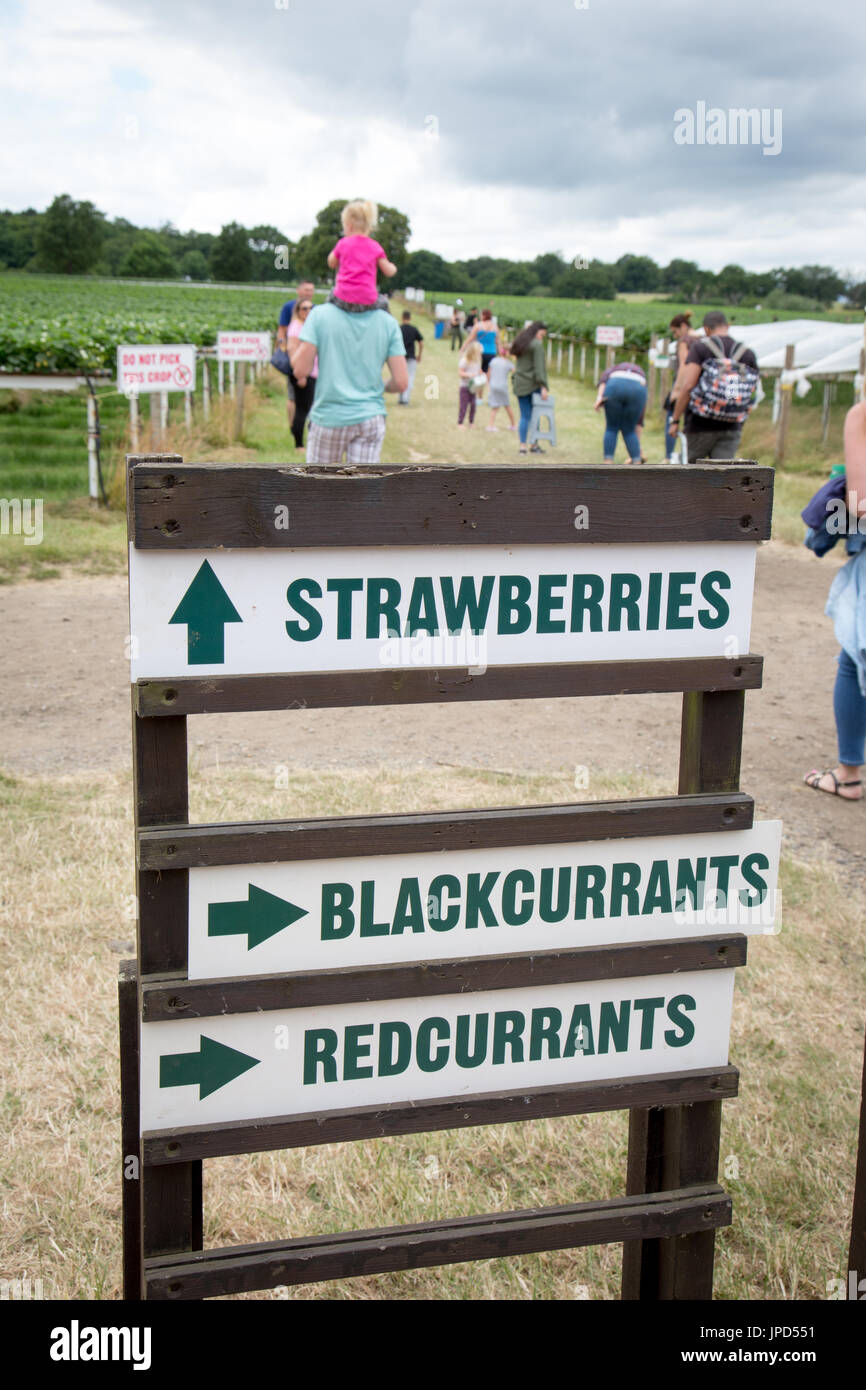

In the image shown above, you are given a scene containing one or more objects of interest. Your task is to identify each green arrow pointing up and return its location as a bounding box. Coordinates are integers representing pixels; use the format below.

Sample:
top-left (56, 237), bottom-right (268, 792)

top-left (169, 560), bottom-right (242, 665)
top-left (208, 884), bottom-right (308, 950)
top-left (159, 1035), bottom-right (260, 1100)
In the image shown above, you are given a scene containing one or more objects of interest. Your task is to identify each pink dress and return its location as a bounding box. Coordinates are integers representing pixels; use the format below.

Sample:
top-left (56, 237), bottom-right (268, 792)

top-left (288, 317), bottom-right (317, 376)
top-left (331, 234), bottom-right (386, 304)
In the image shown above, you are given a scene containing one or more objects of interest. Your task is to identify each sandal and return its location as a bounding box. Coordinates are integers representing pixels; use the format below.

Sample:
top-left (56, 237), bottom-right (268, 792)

top-left (804, 768), bottom-right (862, 799)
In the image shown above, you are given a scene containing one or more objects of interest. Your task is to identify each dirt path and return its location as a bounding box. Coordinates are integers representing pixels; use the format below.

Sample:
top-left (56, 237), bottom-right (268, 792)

top-left (1, 541), bottom-right (862, 880)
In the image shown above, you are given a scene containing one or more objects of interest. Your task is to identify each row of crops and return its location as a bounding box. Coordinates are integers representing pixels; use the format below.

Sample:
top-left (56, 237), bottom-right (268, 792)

top-left (1, 273), bottom-right (858, 372)
top-left (0, 274), bottom-right (299, 373)
top-left (429, 293), bottom-right (857, 350)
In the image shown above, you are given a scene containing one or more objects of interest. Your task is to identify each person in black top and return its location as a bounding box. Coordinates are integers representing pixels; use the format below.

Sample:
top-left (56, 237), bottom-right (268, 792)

top-left (398, 312), bottom-right (424, 405)
top-left (669, 310), bottom-right (759, 463)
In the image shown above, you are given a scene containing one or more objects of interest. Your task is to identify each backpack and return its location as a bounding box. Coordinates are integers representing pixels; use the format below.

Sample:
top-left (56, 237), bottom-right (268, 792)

top-left (688, 336), bottom-right (760, 424)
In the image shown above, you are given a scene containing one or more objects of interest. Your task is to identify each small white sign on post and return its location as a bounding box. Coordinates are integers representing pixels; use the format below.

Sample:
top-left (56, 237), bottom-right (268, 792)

top-left (128, 541), bottom-right (758, 681)
top-left (117, 344), bottom-right (196, 395)
top-left (435, 304), bottom-right (453, 320)
top-left (141, 968), bottom-right (735, 1130)
top-left (595, 326), bottom-right (625, 347)
top-left (405, 287), bottom-right (417, 301)
top-left (217, 332), bottom-right (272, 364)
top-left (187, 822), bottom-right (782, 981)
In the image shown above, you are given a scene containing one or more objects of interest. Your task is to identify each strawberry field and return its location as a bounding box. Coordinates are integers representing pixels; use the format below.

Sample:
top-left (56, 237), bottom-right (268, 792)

top-left (1, 272), bottom-right (858, 373)
top-left (0, 274), bottom-right (302, 373)
top-left (430, 292), bottom-right (856, 349)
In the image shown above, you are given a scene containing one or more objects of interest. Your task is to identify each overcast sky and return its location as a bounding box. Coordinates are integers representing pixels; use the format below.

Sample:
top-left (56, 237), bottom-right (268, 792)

top-left (2, 0), bottom-right (865, 276)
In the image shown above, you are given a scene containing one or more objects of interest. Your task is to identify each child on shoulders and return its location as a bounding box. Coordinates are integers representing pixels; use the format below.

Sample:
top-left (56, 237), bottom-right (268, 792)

top-left (327, 200), bottom-right (396, 313)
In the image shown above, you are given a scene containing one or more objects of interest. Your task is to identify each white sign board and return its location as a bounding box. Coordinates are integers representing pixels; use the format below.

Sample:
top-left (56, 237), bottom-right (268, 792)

top-left (405, 287), bottom-right (417, 301)
top-left (141, 968), bottom-right (735, 1130)
top-left (217, 332), bottom-right (272, 363)
top-left (188, 822), bottom-right (781, 981)
top-left (117, 344), bottom-right (196, 395)
top-left (128, 541), bottom-right (757, 680)
top-left (435, 304), bottom-right (453, 320)
top-left (595, 326), bottom-right (625, 347)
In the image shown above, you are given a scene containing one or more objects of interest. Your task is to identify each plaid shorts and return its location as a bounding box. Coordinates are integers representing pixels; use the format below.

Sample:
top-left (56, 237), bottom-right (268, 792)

top-left (306, 415), bottom-right (387, 464)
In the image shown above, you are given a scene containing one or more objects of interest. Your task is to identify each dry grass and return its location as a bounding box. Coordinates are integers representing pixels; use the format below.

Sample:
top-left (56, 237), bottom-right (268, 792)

top-left (0, 760), bottom-right (861, 1301)
top-left (104, 387), bottom-right (262, 510)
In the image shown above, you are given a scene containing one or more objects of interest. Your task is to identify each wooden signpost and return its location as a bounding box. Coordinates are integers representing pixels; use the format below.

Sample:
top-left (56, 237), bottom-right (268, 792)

top-left (121, 458), bottom-right (776, 1301)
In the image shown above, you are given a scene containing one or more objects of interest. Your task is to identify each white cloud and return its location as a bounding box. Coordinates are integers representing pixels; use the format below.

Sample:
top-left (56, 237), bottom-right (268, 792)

top-left (2, 0), bottom-right (865, 277)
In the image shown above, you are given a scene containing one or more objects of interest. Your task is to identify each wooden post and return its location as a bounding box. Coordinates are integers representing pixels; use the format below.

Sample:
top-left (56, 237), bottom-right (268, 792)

top-left (202, 360), bottom-right (211, 422)
top-left (184, 391), bottom-right (192, 429)
top-left (774, 345), bottom-right (795, 465)
top-left (556, 339), bottom-right (563, 373)
top-left (119, 959), bottom-right (142, 1299)
top-left (568, 341), bottom-right (574, 376)
top-left (218, 360), bottom-right (224, 396)
top-left (622, 687), bottom-right (743, 1299)
top-left (129, 393), bottom-right (139, 451)
top-left (150, 394), bottom-right (161, 449)
top-left (593, 348), bottom-right (600, 385)
top-left (87, 393), bottom-right (99, 500)
top-left (127, 451), bottom-right (202, 1300)
top-left (605, 345), bottom-right (614, 371)
top-left (648, 334), bottom-right (658, 413)
top-left (229, 360), bottom-right (236, 395)
top-left (821, 381), bottom-right (832, 444)
top-left (546, 337), bottom-right (553, 366)
top-left (848, 1024), bottom-right (866, 1284)
top-left (234, 361), bottom-right (246, 440)
top-left (580, 344), bottom-right (586, 379)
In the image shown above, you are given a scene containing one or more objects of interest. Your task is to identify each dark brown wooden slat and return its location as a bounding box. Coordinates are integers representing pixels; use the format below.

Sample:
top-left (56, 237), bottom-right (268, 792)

top-left (135, 653), bottom-right (764, 717)
top-left (126, 453), bottom-right (182, 541)
top-left (130, 462), bottom-right (773, 549)
top-left (132, 706), bottom-right (203, 1266)
top-left (118, 961), bottom-right (143, 1300)
top-left (623, 687), bottom-right (742, 1300)
top-left (679, 690), bottom-right (746, 796)
top-left (671, 1099), bottom-right (724, 1299)
top-left (142, 934), bottom-right (747, 1020)
top-left (144, 1184), bottom-right (731, 1300)
top-left (847, 1024), bottom-right (866, 1281)
top-left (138, 791), bottom-right (754, 871)
top-left (143, 1064), bottom-right (739, 1165)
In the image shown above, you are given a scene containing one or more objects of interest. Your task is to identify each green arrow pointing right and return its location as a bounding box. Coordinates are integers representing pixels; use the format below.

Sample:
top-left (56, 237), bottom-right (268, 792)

top-left (159, 1035), bottom-right (260, 1100)
top-left (169, 560), bottom-right (242, 665)
top-left (208, 884), bottom-right (308, 950)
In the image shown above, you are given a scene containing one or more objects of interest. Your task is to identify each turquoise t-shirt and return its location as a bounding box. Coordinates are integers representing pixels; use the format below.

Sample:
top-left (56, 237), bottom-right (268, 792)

top-left (300, 304), bottom-right (405, 428)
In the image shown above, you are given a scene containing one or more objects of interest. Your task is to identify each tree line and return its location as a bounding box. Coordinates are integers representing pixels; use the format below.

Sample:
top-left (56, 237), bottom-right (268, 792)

top-left (2, 195), bottom-right (863, 310)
